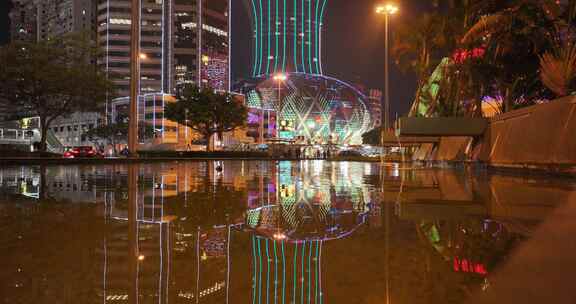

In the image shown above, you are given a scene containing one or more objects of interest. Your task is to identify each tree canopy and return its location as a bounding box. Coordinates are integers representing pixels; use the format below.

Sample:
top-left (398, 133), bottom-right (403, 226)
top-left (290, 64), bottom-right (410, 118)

top-left (0, 34), bottom-right (114, 151)
top-left (393, 0), bottom-right (576, 117)
top-left (165, 86), bottom-right (248, 151)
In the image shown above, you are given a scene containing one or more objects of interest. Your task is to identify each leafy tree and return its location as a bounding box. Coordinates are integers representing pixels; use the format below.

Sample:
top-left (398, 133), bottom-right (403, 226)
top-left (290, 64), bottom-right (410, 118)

top-left (84, 115), bottom-right (154, 155)
top-left (0, 34), bottom-right (114, 151)
top-left (165, 86), bottom-right (248, 151)
top-left (362, 128), bottom-right (382, 146)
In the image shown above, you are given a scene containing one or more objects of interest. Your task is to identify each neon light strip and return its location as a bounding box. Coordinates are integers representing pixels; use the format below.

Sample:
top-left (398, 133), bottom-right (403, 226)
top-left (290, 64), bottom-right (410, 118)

top-left (293, 242), bottom-right (298, 303)
top-left (274, 0), bottom-right (279, 73)
top-left (319, 0), bottom-right (327, 75)
top-left (258, 238), bottom-right (263, 304)
top-left (314, 0), bottom-right (320, 74)
top-left (252, 237), bottom-right (257, 304)
top-left (307, 239), bottom-right (312, 304)
top-left (300, 240), bottom-right (305, 304)
top-left (161, 0), bottom-right (165, 92)
top-left (319, 240), bottom-right (323, 304)
top-left (266, 239), bottom-right (270, 304)
top-left (282, 0), bottom-right (287, 72)
top-left (105, 0), bottom-right (110, 122)
top-left (266, 0), bottom-right (271, 74)
top-left (315, 241), bottom-right (319, 304)
top-left (168, 0), bottom-right (172, 93)
top-left (198, 0), bottom-right (202, 86)
top-left (281, 241), bottom-right (286, 304)
top-left (301, 0), bottom-right (305, 73)
top-left (293, 0), bottom-right (298, 73)
top-left (259, 0), bottom-right (264, 75)
top-left (251, 0), bottom-right (259, 77)
top-left (228, 0), bottom-right (232, 91)
top-left (274, 240), bottom-right (278, 304)
top-left (307, 0), bottom-right (312, 74)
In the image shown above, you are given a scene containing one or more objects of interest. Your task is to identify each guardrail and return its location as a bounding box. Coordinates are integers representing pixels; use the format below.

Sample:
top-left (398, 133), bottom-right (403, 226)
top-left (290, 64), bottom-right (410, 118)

top-left (0, 128), bottom-right (64, 154)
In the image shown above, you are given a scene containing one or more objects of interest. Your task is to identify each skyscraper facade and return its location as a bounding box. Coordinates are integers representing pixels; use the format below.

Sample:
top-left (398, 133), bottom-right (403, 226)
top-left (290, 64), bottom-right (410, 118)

top-left (97, 0), bottom-right (230, 97)
top-left (244, 0), bottom-right (327, 77)
top-left (10, 0), bottom-right (97, 43)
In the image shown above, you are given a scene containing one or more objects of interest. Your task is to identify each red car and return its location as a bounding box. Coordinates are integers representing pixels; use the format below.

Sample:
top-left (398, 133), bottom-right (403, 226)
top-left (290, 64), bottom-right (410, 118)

top-left (63, 146), bottom-right (103, 158)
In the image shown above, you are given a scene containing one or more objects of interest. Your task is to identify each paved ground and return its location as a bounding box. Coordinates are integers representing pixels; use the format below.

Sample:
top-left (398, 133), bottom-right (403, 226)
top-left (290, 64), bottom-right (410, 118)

top-left (471, 192), bottom-right (576, 304)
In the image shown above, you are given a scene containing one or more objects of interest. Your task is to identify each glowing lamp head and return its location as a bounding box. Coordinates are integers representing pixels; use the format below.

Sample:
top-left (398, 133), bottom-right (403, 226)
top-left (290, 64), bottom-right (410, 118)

top-left (139, 53), bottom-right (148, 60)
top-left (273, 233), bottom-right (287, 240)
top-left (273, 74), bottom-right (287, 81)
top-left (376, 4), bottom-right (399, 15)
top-left (202, 55), bottom-right (210, 65)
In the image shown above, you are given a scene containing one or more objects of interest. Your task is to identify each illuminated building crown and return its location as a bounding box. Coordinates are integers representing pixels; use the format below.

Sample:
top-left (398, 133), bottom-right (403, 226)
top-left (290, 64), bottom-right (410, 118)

top-left (245, 0), bottom-right (328, 76)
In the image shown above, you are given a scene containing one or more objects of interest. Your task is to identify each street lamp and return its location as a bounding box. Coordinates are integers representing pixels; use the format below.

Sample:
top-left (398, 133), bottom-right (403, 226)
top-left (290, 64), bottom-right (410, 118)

top-left (128, 0), bottom-right (141, 157)
top-left (273, 74), bottom-right (287, 139)
top-left (184, 109), bottom-right (189, 151)
top-left (376, 3), bottom-right (398, 147)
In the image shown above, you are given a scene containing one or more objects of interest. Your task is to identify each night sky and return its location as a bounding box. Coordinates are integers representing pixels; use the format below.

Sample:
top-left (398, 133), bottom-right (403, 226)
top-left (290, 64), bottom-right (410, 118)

top-left (0, 0), bottom-right (419, 117)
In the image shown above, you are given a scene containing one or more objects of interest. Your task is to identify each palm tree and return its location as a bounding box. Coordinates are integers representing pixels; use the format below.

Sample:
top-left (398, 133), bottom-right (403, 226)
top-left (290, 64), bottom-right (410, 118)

top-left (461, 0), bottom-right (562, 111)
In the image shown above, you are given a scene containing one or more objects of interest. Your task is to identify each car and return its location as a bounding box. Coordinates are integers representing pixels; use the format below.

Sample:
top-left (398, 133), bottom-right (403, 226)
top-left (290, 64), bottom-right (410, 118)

top-left (63, 146), bottom-right (103, 159)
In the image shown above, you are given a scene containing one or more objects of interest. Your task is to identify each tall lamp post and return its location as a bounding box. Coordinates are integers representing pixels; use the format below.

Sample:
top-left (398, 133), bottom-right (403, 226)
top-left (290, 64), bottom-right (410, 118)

top-left (273, 74), bottom-right (287, 139)
top-left (376, 4), bottom-right (398, 146)
top-left (128, 0), bottom-right (141, 156)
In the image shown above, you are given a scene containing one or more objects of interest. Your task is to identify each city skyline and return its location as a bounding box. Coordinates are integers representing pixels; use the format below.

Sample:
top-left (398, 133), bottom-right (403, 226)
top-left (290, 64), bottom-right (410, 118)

top-left (1, 0), bottom-right (417, 117)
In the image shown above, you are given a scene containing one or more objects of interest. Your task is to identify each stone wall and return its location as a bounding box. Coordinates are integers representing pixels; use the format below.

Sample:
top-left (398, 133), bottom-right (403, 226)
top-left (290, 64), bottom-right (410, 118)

top-left (478, 96), bottom-right (576, 169)
top-left (413, 96), bottom-right (576, 173)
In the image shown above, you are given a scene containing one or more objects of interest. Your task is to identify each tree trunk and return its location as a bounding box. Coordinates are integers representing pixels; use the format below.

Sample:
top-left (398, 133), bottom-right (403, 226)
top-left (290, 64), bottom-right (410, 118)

top-left (39, 116), bottom-right (49, 153)
top-left (205, 132), bottom-right (215, 152)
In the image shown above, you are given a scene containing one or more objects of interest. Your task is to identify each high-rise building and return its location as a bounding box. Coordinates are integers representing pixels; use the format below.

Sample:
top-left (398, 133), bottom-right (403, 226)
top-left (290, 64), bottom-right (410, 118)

top-left (9, 0), bottom-right (97, 43)
top-left (97, 0), bottom-right (231, 97)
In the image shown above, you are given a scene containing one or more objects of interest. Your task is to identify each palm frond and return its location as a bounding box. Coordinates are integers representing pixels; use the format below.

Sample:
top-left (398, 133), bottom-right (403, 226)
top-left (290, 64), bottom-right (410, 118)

top-left (539, 44), bottom-right (576, 97)
top-left (461, 13), bottom-right (508, 44)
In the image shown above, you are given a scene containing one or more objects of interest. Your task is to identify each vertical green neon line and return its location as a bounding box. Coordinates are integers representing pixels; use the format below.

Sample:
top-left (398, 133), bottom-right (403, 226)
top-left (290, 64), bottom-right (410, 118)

top-left (308, 240), bottom-right (312, 304)
top-left (319, 0), bottom-right (327, 75)
top-left (300, 241), bottom-right (305, 304)
top-left (301, 0), bottom-right (305, 73)
top-left (293, 242), bottom-right (298, 303)
top-left (314, 0), bottom-right (320, 74)
top-left (266, 239), bottom-right (270, 304)
top-left (307, 0), bottom-right (313, 74)
top-left (252, 237), bottom-right (257, 304)
top-left (281, 241), bottom-right (286, 304)
top-left (251, 0), bottom-right (259, 76)
top-left (274, 0), bottom-right (279, 73)
top-left (282, 0), bottom-right (287, 72)
top-left (315, 241), bottom-right (319, 304)
top-left (259, 0), bottom-right (264, 75)
top-left (258, 238), bottom-right (263, 304)
top-left (274, 241), bottom-right (278, 304)
top-left (293, 0), bottom-right (298, 73)
top-left (266, 0), bottom-right (271, 74)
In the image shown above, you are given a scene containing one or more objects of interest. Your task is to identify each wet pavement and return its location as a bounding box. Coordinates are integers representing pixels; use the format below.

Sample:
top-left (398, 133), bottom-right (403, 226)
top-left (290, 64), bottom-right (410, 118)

top-left (0, 161), bottom-right (574, 304)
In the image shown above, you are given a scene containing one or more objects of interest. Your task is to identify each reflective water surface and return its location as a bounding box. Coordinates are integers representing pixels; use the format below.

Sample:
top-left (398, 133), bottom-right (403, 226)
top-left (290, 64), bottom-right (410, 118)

top-left (0, 161), bottom-right (575, 304)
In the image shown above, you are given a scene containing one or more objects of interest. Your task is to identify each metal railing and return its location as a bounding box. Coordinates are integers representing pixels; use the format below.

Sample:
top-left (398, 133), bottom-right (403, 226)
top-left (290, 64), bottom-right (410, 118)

top-left (0, 128), bottom-right (64, 154)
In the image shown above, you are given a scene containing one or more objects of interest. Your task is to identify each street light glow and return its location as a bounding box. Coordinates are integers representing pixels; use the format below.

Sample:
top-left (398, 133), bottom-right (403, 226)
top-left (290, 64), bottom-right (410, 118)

top-left (273, 73), bottom-right (287, 81)
top-left (376, 3), bottom-right (399, 15)
top-left (139, 53), bottom-right (148, 60)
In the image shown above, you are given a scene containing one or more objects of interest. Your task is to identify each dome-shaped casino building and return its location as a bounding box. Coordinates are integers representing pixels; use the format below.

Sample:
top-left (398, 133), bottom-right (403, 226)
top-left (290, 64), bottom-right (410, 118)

top-left (236, 0), bottom-right (372, 145)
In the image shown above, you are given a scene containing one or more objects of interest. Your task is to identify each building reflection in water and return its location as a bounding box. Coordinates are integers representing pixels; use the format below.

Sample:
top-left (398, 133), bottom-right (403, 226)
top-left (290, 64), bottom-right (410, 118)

top-left (0, 161), bottom-right (574, 303)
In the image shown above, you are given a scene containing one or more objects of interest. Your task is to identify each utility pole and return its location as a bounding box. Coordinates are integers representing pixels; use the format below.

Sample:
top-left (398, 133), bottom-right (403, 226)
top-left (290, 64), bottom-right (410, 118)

top-left (128, 0), bottom-right (141, 156)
